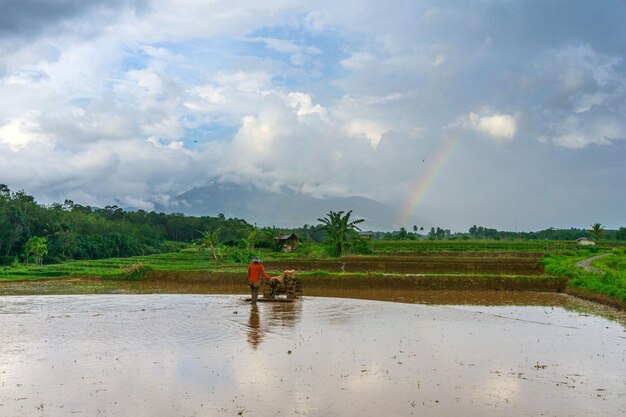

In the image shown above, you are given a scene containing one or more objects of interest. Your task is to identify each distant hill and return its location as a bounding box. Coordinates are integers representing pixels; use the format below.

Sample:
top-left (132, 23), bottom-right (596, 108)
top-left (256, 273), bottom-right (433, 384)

top-left (156, 183), bottom-right (395, 230)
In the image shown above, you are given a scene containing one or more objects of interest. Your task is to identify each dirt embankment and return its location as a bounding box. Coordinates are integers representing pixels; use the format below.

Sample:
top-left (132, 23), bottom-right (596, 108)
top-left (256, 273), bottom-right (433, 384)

top-left (264, 257), bottom-right (544, 275)
top-left (148, 271), bottom-right (565, 292)
top-left (0, 271), bottom-right (566, 296)
top-left (0, 253), bottom-right (555, 296)
top-left (368, 252), bottom-right (544, 258)
top-left (565, 287), bottom-right (626, 311)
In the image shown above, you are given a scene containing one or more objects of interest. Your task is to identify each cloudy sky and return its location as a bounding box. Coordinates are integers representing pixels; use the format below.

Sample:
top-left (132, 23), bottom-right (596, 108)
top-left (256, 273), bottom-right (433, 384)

top-left (0, 0), bottom-right (624, 231)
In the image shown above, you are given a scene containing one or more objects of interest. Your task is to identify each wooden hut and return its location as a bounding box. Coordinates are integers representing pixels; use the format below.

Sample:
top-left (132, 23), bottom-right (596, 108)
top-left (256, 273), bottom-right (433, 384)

top-left (277, 233), bottom-right (299, 252)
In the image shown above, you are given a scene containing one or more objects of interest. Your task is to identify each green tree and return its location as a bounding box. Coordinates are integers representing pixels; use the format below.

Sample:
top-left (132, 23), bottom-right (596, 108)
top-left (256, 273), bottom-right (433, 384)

top-left (23, 236), bottom-right (48, 266)
top-left (262, 226), bottom-right (283, 251)
top-left (589, 223), bottom-right (605, 241)
top-left (243, 224), bottom-right (258, 251)
top-left (317, 210), bottom-right (364, 257)
top-left (194, 228), bottom-right (222, 260)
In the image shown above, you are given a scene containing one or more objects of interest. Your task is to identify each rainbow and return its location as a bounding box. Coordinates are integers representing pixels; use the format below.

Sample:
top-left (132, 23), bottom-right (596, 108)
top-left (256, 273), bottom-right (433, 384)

top-left (396, 133), bottom-right (460, 226)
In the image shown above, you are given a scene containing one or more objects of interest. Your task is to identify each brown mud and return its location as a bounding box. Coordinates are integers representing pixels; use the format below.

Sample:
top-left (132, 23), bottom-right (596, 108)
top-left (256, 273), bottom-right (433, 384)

top-left (264, 256), bottom-right (544, 275)
top-left (365, 251), bottom-right (544, 258)
top-left (565, 286), bottom-right (626, 311)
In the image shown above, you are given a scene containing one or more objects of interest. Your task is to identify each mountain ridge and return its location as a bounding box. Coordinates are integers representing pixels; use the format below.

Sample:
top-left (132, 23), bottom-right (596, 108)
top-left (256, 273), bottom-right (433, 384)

top-left (155, 183), bottom-right (396, 230)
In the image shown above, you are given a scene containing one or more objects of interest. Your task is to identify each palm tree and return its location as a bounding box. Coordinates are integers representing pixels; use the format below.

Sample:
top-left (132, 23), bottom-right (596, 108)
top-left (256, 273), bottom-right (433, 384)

top-left (317, 210), bottom-right (364, 257)
top-left (588, 223), bottom-right (605, 241)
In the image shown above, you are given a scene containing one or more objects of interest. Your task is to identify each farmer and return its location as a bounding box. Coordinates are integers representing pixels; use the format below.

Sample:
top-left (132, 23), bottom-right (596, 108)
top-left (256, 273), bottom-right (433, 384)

top-left (247, 257), bottom-right (273, 303)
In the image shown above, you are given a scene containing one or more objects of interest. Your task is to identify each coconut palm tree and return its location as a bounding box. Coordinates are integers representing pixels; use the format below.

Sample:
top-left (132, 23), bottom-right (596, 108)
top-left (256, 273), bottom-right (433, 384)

top-left (317, 210), bottom-right (364, 257)
top-left (588, 223), bottom-right (605, 241)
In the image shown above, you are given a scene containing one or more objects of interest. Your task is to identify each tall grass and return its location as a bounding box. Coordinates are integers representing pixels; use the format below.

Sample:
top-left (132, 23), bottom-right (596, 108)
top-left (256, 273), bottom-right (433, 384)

top-left (543, 251), bottom-right (626, 302)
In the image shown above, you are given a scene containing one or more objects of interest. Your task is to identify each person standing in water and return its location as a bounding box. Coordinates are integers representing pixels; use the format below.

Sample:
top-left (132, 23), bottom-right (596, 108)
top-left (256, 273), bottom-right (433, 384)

top-left (247, 257), bottom-right (273, 303)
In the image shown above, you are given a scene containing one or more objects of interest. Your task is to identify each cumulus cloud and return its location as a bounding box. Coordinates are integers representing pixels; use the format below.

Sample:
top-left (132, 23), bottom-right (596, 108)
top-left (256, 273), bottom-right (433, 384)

top-left (0, 117), bottom-right (52, 151)
top-left (0, 0), bottom-right (625, 229)
top-left (466, 112), bottom-right (517, 143)
top-left (528, 44), bottom-right (626, 148)
top-left (345, 119), bottom-right (387, 148)
top-left (542, 106), bottom-right (626, 148)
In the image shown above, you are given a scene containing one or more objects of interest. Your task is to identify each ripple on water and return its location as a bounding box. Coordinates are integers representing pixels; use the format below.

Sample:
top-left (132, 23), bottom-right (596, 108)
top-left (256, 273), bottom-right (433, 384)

top-left (0, 294), bottom-right (624, 417)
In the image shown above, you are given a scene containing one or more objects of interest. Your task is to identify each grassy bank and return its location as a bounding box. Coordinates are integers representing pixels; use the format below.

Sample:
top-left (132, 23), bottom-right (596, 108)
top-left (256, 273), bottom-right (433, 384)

top-left (543, 248), bottom-right (626, 304)
top-left (0, 251), bottom-right (235, 281)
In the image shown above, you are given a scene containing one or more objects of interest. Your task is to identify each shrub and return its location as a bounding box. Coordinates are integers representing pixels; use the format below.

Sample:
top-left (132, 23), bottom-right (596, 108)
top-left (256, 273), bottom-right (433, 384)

top-left (226, 248), bottom-right (255, 264)
top-left (122, 263), bottom-right (153, 280)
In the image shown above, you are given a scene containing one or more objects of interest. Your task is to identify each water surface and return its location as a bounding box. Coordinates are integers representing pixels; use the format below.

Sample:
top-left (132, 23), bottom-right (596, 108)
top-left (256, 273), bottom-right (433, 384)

top-left (0, 294), bottom-right (624, 416)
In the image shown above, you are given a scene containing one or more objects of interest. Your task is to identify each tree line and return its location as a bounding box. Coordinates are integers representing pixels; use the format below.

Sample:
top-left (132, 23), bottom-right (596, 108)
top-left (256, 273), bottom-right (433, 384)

top-left (0, 185), bottom-right (274, 265)
top-left (374, 224), bottom-right (626, 241)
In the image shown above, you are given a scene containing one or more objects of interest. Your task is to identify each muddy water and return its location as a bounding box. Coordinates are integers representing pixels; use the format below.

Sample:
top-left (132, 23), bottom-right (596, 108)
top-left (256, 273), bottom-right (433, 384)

top-left (1, 295), bottom-right (625, 417)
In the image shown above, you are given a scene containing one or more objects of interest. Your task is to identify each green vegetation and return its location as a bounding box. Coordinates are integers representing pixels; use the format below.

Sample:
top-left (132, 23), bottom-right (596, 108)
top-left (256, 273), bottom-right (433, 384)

top-left (543, 248), bottom-right (626, 302)
top-left (0, 251), bottom-right (227, 281)
top-left (0, 185), bottom-right (307, 266)
top-left (375, 225), bottom-right (626, 242)
top-left (588, 223), bottom-right (605, 241)
top-left (370, 239), bottom-right (550, 252)
top-left (193, 228), bottom-right (223, 260)
top-left (317, 210), bottom-right (367, 257)
top-left (120, 263), bottom-right (154, 280)
top-left (23, 236), bottom-right (48, 266)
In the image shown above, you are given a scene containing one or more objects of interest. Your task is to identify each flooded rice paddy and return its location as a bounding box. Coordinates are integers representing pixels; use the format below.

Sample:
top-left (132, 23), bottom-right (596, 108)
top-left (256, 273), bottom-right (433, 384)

top-left (1, 293), bottom-right (625, 417)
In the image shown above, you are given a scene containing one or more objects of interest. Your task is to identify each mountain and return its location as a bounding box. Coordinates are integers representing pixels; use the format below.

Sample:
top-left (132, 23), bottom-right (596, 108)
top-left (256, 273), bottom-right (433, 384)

top-left (156, 183), bottom-right (396, 230)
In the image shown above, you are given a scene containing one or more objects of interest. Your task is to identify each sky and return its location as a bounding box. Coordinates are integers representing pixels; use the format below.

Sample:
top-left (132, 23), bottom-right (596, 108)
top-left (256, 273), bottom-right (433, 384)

top-left (0, 0), bottom-right (625, 231)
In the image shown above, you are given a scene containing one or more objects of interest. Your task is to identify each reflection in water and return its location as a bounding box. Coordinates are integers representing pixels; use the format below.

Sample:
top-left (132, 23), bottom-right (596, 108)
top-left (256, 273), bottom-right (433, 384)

top-left (247, 304), bottom-right (262, 348)
top-left (247, 301), bottom-right (302, 349)
top-left (0, 295), bottom-right (624, 417)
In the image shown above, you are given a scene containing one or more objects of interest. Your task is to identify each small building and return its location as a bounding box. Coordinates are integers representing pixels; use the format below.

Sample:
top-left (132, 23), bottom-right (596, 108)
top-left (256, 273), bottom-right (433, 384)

top-left (576, 237), bottom-right (596, 246)
top-left (277, 233), bottom-right (299, 252)
top-left (358, 231), bottom-right (374, 240)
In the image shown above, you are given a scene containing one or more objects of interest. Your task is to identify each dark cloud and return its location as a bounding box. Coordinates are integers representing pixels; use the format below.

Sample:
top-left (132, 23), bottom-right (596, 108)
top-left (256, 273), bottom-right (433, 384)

top-left (0, 0), bottom-right (147, 39)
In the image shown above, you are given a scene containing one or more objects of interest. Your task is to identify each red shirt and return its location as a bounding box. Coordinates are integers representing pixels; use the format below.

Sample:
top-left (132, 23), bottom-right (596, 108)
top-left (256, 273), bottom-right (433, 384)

top-left (248, 263), bottom-right (270, 284)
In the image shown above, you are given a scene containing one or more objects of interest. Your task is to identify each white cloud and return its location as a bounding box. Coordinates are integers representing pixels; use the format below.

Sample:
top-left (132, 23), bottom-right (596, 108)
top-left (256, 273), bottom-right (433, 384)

top-left (466, 112), bottom-right (517, 143)
top-left (345, 119), bottom-right (387, 148)
top-left (432, 54), bottom-right (445, 66)
top-left (303, 9), bottom-right (335, 32)
top-left (245, 37), bottom-right (300, 54)
top-left (0, 117), bottom-right (52, 151)
top-left (215, 70), bottom-right (272, 93)
top-left (341, 52), bottom-right (376, 71)
top-left (285, 92), bottom-right (328, 121)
